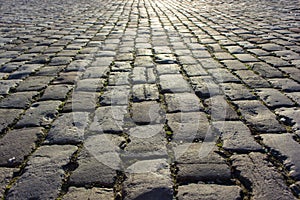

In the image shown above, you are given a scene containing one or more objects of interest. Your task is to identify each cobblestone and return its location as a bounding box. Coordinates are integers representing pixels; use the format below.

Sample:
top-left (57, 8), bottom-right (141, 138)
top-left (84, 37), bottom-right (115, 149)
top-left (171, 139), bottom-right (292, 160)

top-left (0, 0), bottom-right (299, 199)
top-left (231, 152), bottom-right (296, 200)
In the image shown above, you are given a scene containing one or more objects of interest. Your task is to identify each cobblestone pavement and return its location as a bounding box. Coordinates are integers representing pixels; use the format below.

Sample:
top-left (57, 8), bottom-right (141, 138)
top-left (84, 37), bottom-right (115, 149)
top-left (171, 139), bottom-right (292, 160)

top-left (0, 0), bottom-right (300, 199)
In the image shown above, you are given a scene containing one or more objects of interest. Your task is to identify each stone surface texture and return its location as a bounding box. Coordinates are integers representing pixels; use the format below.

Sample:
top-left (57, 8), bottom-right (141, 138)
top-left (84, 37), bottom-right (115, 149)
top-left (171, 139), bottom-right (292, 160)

top-left (0, 0), bottom-right (299, 199)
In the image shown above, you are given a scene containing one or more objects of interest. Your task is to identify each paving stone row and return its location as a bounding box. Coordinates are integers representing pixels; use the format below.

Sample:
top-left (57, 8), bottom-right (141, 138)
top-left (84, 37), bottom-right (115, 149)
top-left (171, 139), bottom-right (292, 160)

top-left (0, 0), bottom-right (300, 199)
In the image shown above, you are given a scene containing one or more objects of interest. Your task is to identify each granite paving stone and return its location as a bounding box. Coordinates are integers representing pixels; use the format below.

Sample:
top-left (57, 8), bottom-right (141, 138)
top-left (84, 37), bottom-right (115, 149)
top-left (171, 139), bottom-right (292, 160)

top-left (1, 0), bottom-right (300, 199)
top-left (159, 74), bottom-right (192, 93)
top-left (174, 143), bottom-right (232, 184)
top-left (234, 70), bottom-right (271, 88)
top-left (100, 86), bottom-right (130, 106)
top-left (0, 91), bottom-right (38, 108)
top-left (0, 109), bottom-right (23, 133)
top-left (62, 187), bottom-right (114, 200)
top-left (45, 112), bottom-right (89, 144)
top-left (268, 78), bottom-right (300, 92)
top-left (69, 148), bottom-right (117, 187)
top-left (40, 84), bottom-right (72, 101)
top-left (0, 127), bottom-right (44, 167)
top-left (248, 62), bottom-right (284, 78)
top-left (89, 106), bottom-right (127, 134)
top-left (212, 121), bottom-right (262, 152)
top-left (6, 145), bottom-right (77, 200)
top-left (16, 100), bottom-right (62, 128)
top-left (261, 133), bottom-right (300, 180)
top-left (165, 93), bottom-right (203, 113)
top-left (234, 100), bottom-right (286, 133)
top-left (221, 82), bottom-right (256, 100)
top-left (0, 168), bottom-right (16, 198)
top-left (190, 76), bottom-right (222, 98)
top-left (123, 159), bottom-right (173, 200)
top-left (177, 184), bottom-right (242, 200)
top-left (132, 84), bottom-right (159, 102)
top-left (166, 112), bottom-right (210, 142)
top-left (275, 107), bottom-right (300, 135)
top-left (231, 152), bottom-right (296, 200)
top-left (256, 88), bottom-right (295, 108)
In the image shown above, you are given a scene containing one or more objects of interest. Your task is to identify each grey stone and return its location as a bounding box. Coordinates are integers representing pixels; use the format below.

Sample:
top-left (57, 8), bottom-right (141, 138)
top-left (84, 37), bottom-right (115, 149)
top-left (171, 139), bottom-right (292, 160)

top-left (89, 106), bottom-right (127, 133)
top-left (286, 92), bottom-right (300, 105)
top-left (155, 54), bottom-right (177, 64)
top-left (15, 76), bottom-right (53, 91)
top-left (40, 85), bottom-right (72, 100)
top-left (259, 43), bottom-right (284, 51)
top-left (190, 76), bottom-right (222, 98)
top-left (82, 67), bottom-right (109, 78)
top-left (259, 56), bottom-right (291, 67)
top-left (177, 184), bottom-right (242, 200)
top-left (275, 107), bottom-right (300, 135)
top-left (100, 86), bottom-right (130, 105)
top-left (115, 53), bottom-right (134, 61)
top-left (108, 72), bottom-right (130, 86)
top-left (192, 50), bottom-right (211, 58)
top-left (261, 133), bottom-right (300, 180)
top-left (248, 49), bottom-right (271, 56)
top-left (165, 93), bottom-right (203, 113)
top-left (220, 83), bottom-right (255, 100)
top-left (49, 56), bottom-right (73, 66)
top-left (123, 160), bottom-right (172, 200)
top-left (0, 91), bottom-right (38, 108)
top-left (0, 168), bottom-right (16, 198)
top-left (167, 112), bottom-right (210, 142)
top-left (7, 145), bottom-right (77, 200)
top-left (235, 70), bottom-right (271, 88)
top-left (123, 126), bottom-right (168, 161)
top-left (214, 52), bottom-right (235, 60)
top-left (9, 64), bottom-right (43, 79)
top-left (154, 47), bottom-right (172, 54)
top-left (222, 60), bottom-right (248, 70)
top-left (156, 64), bottom-right (180, 75)
top-left (249, 62), bottom-right (283, 78)
top-left (111, 62), bottom-right (132, 72)
top-left (268, 78), bottom-right (300, 92)
top-left (132, 67), bottom-right (147, 84)
top-left (16, 101), bottom-right (61, 128)
top-left (225, 45), bottom-right (245, 54)
top-left (132, 84), bottom-right (159, 102)
top-left (53, 72), bottom-right (81, 85)
top-left (198, 58), bottom-right (224, 69)
top-left (70, 91), bottom-right (98, 112)
top-left (256, 88), bottom-right (295, 108)
top-left (134, 56), bottom-right (154, 68)
top-left (208, 68), bottom-right (240, 83)
top-left (0, 127), bottom-right (44, 167)
top-left (35, 66), bottom-right (65, 76)
top-left (177, 163), bottom-right (231, 184)
top-left (131, 101), bottom-right (164, 125)
top-left (212, 121), bottom-right (262, 152)
top-left (69, 148), bottom-right (117, 187)
top-left (182, 64), bottom-right (208, 76)
top-left (234, 100), bottom-right (286, 133)
top-left (204, 95), bottom-right (239, 120)
top-left (65, 60), bottom-right (91, 72)
top-left (0, 80), bottom-right (20, 95)
top-left (45, 112), bottom-right (89, 144)
top-left (0, 109), bottom-right (23, 132)
top-left (279, 67), bottom-right (300, 82)
top-left (75, 78), bottom-right (104, 91)
top-left (231, 152), bottom-right (296, 200)
top-left (234, 53), bottom-right (259, 62)
top-left (62, 187), bottom-right (114, 200)
top-left (159, 74), bottom-right (192, 93)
